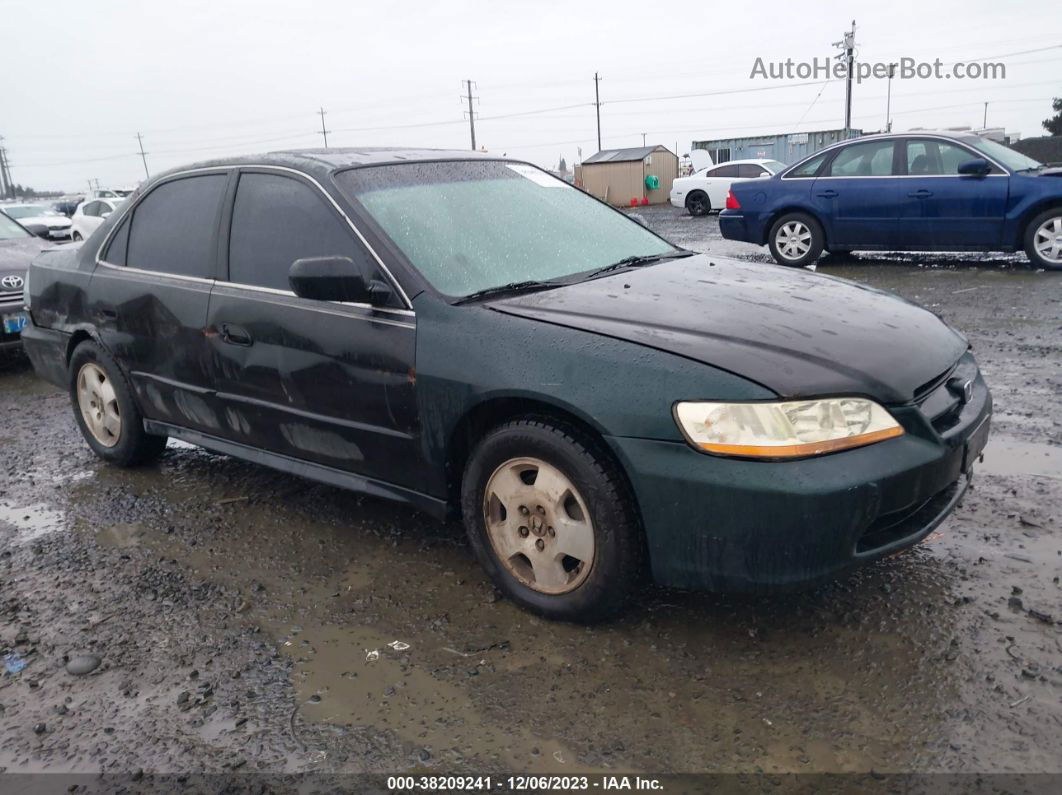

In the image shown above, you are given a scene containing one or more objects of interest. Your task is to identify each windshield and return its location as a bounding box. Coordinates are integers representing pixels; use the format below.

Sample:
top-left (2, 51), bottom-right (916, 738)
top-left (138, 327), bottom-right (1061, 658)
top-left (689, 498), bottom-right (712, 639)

top-left (3, 204), bottom-right (55, 219)
top-left (336, 161), bottom-right (675, 298)
top-left (967, 137), bottom-right (1041, 172)
top-left (0, 212), bottom-right (32, 240)
top-left (764, 160), bottom-right (787, 173)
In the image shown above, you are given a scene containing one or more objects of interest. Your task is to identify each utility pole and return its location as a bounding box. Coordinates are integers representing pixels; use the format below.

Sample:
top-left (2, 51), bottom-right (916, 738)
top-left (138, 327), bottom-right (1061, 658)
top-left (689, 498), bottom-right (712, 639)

top-left (0, 139), bottom-right (9, 199)
top-left (834, 20), bottom-right (856, 136)
top-left (135, 132), bottom-right (150, 178)
top-left (317, 107), bottom-right (330, 149)
top-left (593, 72), bottom-right (602, 151)
top-left (983, 102), bottom-right (988, 129)
top-left (885, 63), bottom-right (897, 132)
top-left (641, 133), bottom-right (647, 146)
top-left (462, 80), bottom-right (477, 151)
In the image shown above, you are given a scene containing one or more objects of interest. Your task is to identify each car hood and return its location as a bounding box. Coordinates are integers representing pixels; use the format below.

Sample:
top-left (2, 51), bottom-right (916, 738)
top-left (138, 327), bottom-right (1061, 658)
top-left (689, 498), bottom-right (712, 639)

top-left (7, 215), bottom-right (70, 228)
top-left (489, 255), bottom-right (968, 404)
top-left (0, 236), bottom-right (53, 272)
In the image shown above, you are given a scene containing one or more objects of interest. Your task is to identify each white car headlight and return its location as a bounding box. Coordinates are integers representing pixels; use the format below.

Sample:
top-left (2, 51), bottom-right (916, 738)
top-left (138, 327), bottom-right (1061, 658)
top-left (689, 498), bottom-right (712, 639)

top-left (674, 398), bottom-right (903, 459)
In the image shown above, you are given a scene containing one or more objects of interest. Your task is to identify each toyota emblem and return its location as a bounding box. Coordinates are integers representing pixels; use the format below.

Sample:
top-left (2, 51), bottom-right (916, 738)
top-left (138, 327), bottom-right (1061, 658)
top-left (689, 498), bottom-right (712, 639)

top-left (1, 274), bottom-right (24, 290)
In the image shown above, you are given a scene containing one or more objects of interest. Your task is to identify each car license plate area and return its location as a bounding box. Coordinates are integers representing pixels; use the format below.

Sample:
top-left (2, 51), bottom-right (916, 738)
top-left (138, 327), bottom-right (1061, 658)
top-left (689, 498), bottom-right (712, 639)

top-left (2, 312), bottom-right (28, 334)
top-left (963, 413), bottom-right (991, 474)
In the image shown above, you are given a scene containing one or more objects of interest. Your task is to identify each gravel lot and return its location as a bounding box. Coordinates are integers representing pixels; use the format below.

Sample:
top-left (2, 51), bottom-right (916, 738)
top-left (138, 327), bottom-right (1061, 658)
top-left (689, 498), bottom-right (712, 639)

top-left (1, 208), bottom-right (1060, 787)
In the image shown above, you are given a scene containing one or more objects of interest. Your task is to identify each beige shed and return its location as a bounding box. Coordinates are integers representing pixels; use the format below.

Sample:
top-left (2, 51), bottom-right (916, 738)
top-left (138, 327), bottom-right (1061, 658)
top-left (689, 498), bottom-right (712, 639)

top-left (575, 145), bottom-right (679, 207)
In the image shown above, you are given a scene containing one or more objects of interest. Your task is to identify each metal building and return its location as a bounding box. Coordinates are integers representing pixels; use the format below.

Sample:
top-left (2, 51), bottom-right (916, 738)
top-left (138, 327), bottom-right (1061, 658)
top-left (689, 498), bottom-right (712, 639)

top-left (691, 128), bottom-right (862, 167)
top-left (575, 145), bottom-right (679, 206)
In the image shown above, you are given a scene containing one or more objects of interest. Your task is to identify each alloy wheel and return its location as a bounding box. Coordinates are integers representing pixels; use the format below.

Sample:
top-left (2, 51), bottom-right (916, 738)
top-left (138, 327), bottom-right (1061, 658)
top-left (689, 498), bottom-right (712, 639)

top-left (1033, 215), bottom-right (1062, 264)
top-left (776, 221), bottom-right (812, 261)
top-left (76, 362), bottom-right (122, 447)
top-left (482, 457), bottom-right (595, 594)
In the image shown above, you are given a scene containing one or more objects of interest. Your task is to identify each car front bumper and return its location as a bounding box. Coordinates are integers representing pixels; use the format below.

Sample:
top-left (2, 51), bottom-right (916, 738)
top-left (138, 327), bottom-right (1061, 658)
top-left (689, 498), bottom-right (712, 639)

top-left (605, 356), bottom-right (992, 591)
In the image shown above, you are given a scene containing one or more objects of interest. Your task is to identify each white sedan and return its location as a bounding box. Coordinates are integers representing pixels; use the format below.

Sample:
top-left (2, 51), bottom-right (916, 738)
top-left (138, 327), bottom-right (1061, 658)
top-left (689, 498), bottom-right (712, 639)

top-left (0, 203), bottom-right (73, 240)
top-left (669, 158), bottom-right (786, 216)
top-left (70, 198), bottom-right (123, 242)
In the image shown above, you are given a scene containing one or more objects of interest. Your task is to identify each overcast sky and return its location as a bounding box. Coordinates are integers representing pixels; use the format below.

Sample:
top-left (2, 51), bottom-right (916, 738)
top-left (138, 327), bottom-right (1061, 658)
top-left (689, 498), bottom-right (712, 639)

top-left (4, 0), bottom-right (1060, 192)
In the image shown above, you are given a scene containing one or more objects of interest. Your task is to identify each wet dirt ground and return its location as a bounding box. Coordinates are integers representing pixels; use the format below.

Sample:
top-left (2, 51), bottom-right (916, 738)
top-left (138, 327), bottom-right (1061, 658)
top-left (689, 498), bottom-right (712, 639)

top-left (0, 207), bottom-right (1060, 786)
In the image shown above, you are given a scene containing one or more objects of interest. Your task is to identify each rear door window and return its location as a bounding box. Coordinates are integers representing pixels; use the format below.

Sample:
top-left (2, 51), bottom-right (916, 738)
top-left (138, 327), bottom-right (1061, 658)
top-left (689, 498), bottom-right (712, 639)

top-left (227, 172), bottom-right (360, 291)
top-left (125, 174), bottom-right (227, 278)
top-left (708, 165), bottom-right (740, 178)
top-left (827, 140), bottom-right (896, 177)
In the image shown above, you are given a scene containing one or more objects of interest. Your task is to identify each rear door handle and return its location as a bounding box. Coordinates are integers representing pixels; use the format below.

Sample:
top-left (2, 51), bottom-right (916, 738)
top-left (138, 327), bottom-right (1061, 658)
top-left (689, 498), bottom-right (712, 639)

top-left (907, 189), bottom-right (934, 198)
top-left (816, 189), bottom-right (838, 198)
top-left (220, 323), bottom-right (253, 346)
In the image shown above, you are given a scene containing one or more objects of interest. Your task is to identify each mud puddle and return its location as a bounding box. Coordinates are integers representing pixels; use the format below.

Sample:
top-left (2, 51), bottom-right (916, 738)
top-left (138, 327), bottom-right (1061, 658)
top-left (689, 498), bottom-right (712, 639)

top-left (0, 500), bottom-right (66, 543)
top-left (978, 438), bottom-right (1062, 480)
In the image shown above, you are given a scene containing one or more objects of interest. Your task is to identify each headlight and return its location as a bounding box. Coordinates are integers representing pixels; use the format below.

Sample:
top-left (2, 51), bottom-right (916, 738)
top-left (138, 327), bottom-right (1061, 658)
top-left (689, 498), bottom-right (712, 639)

top-left (674, 398), bottom-right (903, 459)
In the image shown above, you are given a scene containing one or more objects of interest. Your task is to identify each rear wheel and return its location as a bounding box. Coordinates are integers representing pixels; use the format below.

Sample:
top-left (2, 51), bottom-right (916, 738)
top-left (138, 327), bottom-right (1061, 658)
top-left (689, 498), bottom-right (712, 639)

top-left (461, 419), bottom-right (643, 622)
top-left (1024, 208), bottom-right (1062, 270)
top-left (768, 212), bottom-right (824, 267)
top-left (69, 341), bottom-right (167, 466)
top-left (685, 191), bottom-right (710, 217)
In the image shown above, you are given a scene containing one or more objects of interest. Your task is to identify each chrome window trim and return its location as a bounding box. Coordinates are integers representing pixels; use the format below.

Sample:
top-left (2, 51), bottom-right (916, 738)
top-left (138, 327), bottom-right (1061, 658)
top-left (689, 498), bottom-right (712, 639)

top-left (93, 163), bottom-right (414, 311)
top-left (211, 279), bottom-right (416, 317)
top-left (96, 260), bottom-right (215, 286)
top-left (780, 133), bottom-right (1011, 180)
top-left (209, 284), bottom-right (415, 329)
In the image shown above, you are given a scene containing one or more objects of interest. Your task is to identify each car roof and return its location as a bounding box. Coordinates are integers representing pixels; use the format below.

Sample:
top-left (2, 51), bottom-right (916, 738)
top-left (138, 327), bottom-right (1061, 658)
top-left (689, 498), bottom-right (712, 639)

top-left (153, 147), bottom-right (503, 183)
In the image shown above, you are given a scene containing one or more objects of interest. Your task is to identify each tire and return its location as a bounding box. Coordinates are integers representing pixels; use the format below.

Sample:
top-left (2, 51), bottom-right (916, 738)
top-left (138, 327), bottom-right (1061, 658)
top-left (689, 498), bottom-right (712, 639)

top-left (460, 419), bottom-right (643, 622)
top-left (69, 341), bottom-right (167, 466)
top-left (767, 212), bottom-right (825, 267)
top-left (685, 191), bottom-right (710, 217)
top-left (1023, 208), bottom-right (1062, 271)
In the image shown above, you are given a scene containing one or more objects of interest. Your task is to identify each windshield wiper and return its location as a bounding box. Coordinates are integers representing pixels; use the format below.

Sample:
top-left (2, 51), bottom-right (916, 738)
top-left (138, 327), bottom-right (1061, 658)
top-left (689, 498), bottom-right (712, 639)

top-left (455, 279), bottom-right (565, 305)
top-left (585, 249), bottom-right (694, 279)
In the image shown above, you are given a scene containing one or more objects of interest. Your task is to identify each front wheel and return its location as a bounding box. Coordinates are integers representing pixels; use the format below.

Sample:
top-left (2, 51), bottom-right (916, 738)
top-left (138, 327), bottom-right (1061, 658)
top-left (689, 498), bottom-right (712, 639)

top-left (768, 212), bottom-right (825, 267)
top-left (461, 419), bottom-right (643, 622)
top-left (69, 341), bottom-right (167, 466)
top-left (71, 232), bottom-right (83, 242)
top-left (1024, 208), bottom-right (1062, 270)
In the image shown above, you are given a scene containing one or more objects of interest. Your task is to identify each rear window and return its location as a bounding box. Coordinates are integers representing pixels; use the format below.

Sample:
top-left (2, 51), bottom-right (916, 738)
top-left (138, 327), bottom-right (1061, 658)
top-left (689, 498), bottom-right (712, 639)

top-left (786, 152), bottom-right (828, 178)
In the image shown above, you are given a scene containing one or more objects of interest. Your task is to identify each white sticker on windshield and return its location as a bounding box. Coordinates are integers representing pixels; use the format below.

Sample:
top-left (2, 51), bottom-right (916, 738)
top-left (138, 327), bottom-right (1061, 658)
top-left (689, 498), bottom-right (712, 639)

top-left (506, 163), bottom-right (565, 187)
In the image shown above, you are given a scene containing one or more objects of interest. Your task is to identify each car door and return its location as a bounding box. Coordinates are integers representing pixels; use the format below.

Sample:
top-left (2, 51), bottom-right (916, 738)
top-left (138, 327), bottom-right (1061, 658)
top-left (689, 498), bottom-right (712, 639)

top-left (898, 138), bottom-right (1009, 249)
top-left (90, 170), bottom-right (229, 434)
top-left (704, 164), bottom-right (740, 208)
top-left (205, 168), bottom-right (421, 489)
top-left (810, 139), bottom-right (905, 249)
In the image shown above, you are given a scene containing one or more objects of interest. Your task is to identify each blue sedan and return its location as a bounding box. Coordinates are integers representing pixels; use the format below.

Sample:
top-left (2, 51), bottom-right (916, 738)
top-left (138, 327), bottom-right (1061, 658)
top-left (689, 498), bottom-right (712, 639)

top-left (719, 132), bottom-right (1062, 270)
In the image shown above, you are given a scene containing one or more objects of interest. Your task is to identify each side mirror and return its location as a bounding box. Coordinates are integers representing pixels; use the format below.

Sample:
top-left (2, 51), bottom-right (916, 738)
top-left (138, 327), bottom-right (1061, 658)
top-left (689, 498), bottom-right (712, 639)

top-left (758, 172), bottom-right (772, 179)
top-left (288, 256), bottom-right (392, 305)
top-left (957, 158), bottom-right (991, 177)
top-left (23, 224), bottom-right (50, 239)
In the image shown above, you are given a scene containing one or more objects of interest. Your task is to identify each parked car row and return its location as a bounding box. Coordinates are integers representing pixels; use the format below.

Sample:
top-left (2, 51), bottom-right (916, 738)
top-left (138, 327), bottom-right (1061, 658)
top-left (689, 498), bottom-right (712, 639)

top-left (716, 131), bottom-right (1062, 270)
top-left (0, 203), bottom-right (73, 240)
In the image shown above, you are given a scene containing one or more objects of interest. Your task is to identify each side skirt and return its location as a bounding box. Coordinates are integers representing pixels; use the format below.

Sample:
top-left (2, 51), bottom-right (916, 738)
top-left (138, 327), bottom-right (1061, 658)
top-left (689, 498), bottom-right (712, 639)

top-left (143, 420), bottom-right (449, 520)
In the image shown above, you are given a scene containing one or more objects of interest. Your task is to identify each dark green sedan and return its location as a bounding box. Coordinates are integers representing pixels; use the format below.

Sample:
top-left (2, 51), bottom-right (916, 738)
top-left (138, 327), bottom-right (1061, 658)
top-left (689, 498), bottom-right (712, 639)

top-left (21, 149), bottom-right (991, 621)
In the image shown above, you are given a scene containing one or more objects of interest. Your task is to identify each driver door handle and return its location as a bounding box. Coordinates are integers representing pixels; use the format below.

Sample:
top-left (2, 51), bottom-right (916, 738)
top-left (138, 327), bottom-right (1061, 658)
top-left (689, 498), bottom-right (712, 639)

top-left (907, 189), bottom-right (934, 198)
top-left (220, 323), bottom-right (253, 347)
top-left (816, 189), bottom-right (839, 198)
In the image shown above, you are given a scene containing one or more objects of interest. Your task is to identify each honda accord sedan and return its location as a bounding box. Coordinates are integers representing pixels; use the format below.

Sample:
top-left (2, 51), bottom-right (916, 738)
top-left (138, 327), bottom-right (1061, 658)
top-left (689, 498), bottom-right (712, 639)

top-left (21, 148), bottom-right (991, 621)
top-left (720, 131), bottom-right (1062, 269)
